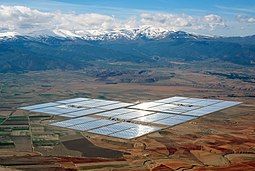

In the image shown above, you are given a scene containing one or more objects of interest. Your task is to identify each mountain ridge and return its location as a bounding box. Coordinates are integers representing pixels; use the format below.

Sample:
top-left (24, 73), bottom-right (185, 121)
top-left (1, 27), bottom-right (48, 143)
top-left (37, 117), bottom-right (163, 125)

top-left (1, 26), bottom-right (254, 42)
top-left (0, 26), bottom-right (215, 41)
top-left (0, 29), bottom-right (254, 73)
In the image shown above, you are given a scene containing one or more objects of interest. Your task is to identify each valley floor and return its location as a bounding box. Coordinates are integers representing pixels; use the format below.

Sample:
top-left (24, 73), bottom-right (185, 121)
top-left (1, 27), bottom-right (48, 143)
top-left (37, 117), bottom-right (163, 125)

top-left (0, 63), bottom-right (254, 170)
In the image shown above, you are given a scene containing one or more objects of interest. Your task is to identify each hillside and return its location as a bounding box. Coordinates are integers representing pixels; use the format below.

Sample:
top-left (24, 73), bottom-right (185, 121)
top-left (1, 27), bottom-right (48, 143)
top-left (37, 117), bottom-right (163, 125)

top-left (0, 31), bottom-right (254, 73)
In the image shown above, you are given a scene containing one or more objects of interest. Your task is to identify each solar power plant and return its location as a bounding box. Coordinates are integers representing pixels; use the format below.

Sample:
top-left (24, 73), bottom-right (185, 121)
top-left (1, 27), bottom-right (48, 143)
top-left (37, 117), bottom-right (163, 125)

top-left (110, 125), bottom-right (161, 139)
top-left (153, 115), bottom-right (196, 126)
top-left (88, 122), bottom-right (138, 135)
top-left (56, 98), bottom-right (90, 104)
top-left (67, 99), bottom-right (119, 108)
top-left (110, 110), bottom-right (153, 120)
top-left (131, 102), bottom-right (163, 110)
top-left (95, 108), bottom-right (137, 117)
top-left (67, 119), bottom-right (117, 131)
top-left (132, 113), bottom-right (175, 123)
top-left (50, 116), bottom-right (98, 128)
top-left (29, 106), bottom-right (85, 115)
top-left (147, 104), bottom-right (179, 112)
top-left (19, 102), bottom-right (60, 110)
top-left (153, 96), bottom-right (188, 103)
top-left (59, 108), bottom-right (105, 118)
top-left (19, 96), bottom-right (241, 139)
top-left (98, 102), bottom-right (133, 110)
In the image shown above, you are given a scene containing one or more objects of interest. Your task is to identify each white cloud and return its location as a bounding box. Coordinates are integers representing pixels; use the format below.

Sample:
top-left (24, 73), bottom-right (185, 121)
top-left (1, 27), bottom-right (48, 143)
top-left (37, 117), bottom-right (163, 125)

top-left (0, 5), bottom-right (119, 35)
top-left (140, 13), bottom-right (194, 29)
top-left (0, 5), bottom-right (228, 36)
top-left (0, 6), bottom-right (53, 31)
top-left (236, 14), bottom-right (255, 23)
top-left (139, 13), bottom-right (226, 31)
top-left (202, 14), bottom-right (226, 30)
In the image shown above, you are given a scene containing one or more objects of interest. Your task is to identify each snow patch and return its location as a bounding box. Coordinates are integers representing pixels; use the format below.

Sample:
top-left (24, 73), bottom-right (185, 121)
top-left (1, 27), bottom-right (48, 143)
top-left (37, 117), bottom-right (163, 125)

top-left (0, 32), bottom-right (18, 39)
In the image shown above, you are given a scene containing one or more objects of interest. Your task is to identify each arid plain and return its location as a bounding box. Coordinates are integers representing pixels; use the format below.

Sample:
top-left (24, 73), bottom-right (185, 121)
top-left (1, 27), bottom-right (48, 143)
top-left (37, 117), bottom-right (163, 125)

top-left (0, 61), bottom-right (254, 170)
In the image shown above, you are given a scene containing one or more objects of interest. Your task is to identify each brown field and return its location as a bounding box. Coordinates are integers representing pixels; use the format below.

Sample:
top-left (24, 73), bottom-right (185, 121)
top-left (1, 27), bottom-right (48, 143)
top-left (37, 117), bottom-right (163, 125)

top-left (62, 137), bottom-right (126, 158)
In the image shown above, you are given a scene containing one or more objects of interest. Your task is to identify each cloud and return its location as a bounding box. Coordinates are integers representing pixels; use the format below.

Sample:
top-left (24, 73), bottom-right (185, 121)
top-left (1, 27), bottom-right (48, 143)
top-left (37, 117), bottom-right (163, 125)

top-left (0, 6), bottom-right (53, 31)
top-left (203, 14), bottom-right (227, 30)
top-left (140, 13), bottom-right (193, 29)
top-left (236, 14), bottom-right (255, 23)
top-left (0, 5), bottom-right (119, 35)
top-left (0, 5), bottom-right (228, 36)
top-left (139, 13), bottom-right (226, 30)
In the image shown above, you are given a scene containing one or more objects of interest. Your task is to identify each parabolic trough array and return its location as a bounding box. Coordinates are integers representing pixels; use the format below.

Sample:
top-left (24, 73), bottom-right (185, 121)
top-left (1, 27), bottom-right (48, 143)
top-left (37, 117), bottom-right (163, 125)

top-left (19, 96), bottom-right (241, 139)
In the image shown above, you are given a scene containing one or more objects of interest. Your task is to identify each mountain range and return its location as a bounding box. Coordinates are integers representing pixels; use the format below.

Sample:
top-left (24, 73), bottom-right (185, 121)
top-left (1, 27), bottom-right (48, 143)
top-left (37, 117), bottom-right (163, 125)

top-left (0, 26), bottom-right (211, 40)
top-left (0, 27), bottom-right (254, 73)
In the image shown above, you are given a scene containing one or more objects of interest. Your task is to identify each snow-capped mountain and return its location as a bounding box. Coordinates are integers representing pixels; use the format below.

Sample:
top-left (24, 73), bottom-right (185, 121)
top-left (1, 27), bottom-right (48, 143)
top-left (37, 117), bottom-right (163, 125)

top-left (0, 27), bottom-right (254, 73)
top-left (51, 26), bottom-right (212, 40)
top-left (0, 32), bottom-right (19, 40)
top-left (52, 26), bottom-right (177, 40)
top-left (0, 26), bottom-right (211, 41)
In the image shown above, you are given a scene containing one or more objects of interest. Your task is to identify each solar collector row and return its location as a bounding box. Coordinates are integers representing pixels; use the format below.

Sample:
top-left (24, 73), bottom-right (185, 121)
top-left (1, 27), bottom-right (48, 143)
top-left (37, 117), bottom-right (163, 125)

top-left (110, 125), bottom-right (161, 139)
top-left (50, 116), bottom-right (98, 127)
top-left (50, 117), bottom-right (161, 139)
top-left (68, 119), bottom-right (117, 131)
top-left (153, 96), bottom-right (188, 103)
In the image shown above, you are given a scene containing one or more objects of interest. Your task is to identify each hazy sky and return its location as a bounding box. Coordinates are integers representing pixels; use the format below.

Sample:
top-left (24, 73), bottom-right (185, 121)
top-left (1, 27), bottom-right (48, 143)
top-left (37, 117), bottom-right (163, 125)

top-left (0, 0), bottom-right (254, 36)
